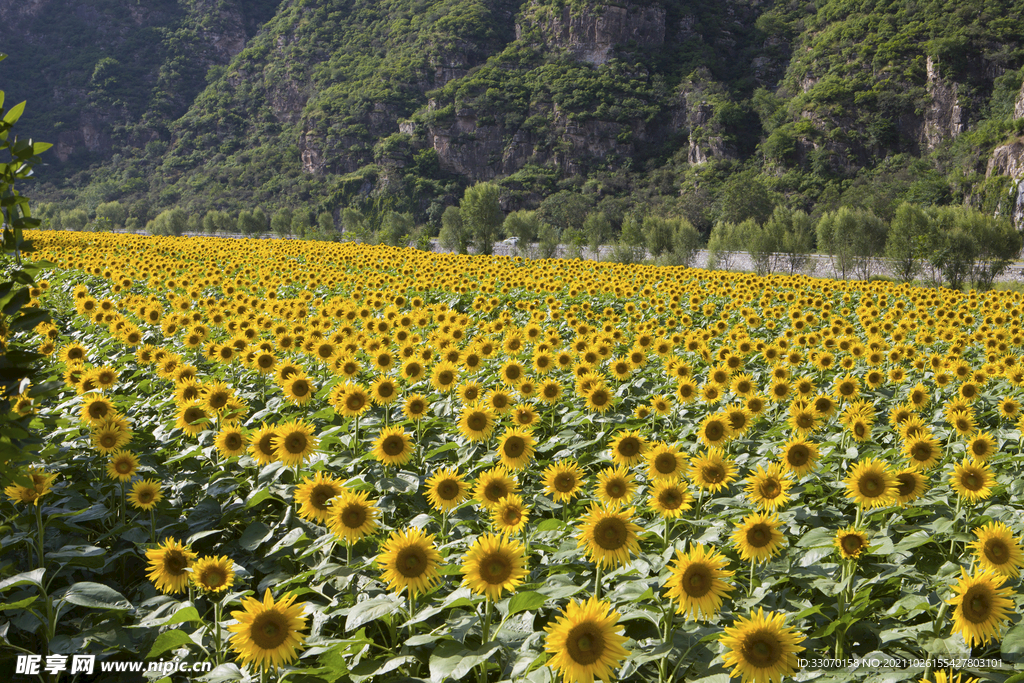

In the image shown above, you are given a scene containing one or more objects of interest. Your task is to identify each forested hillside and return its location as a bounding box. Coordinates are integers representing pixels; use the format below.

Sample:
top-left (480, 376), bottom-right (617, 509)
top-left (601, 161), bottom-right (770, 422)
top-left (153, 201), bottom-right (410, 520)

top-left (6, 0), bottom-right (1024, 241)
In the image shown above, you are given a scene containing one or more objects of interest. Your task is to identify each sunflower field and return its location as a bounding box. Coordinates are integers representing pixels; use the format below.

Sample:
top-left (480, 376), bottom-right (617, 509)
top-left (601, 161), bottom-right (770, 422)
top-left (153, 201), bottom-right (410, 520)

top-left (2, 230), bottom-right (1024, 683)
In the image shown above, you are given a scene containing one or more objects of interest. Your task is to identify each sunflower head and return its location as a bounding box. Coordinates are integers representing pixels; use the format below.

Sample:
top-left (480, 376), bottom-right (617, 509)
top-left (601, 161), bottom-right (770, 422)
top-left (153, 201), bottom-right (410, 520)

top-left (474, 467), bottom-right (520, 508)
top-left (294, 472), bottom-right (348, 523)
top-left (496, 427), bottom-right (536, 470)
top-left (377, 527), bottom-right (443, 597)
top-left (146, 538), bottom-right (196, 594)
top-left (946, 568), bottom-right (1014, 646)
top-left (105, 449), bottom-right (140, 482)
top-left (720, 608), bottom-right (806, 683)
top-left (128, 478), bottom-right (163, 511)
top-left (834, 527), bottom-right (869, 559)
top-left (372, 426), bottom-right (413, 467)
top-left (460, 533), bottom-right (528, 601)
top-left (664, 544), bottom-right (735, 620)
top-left (228, 589), bottom-right (308, 670)
top-left (542, 462), bottom-right (586, 503)
top-left (425, 467), bottom-right (470, 512)
top-left (328, 491), bottom-right (380, 545)
top-left (544, 597), bottom-right (630, 683)
top-left (576, 504), bottom-right (642, 569)
top-left (970, 522), bottom-right (1024, 578)
top-left (843, 458), bottom-right (896, 510)
top-left (192, 555), bottom-right (236, 593)
top-left (731, 512), bottom-right (785, 564)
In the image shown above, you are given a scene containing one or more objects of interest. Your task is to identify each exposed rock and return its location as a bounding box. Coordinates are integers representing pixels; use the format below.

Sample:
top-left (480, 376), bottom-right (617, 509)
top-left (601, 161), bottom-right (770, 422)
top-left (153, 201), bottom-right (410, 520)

top-left (987, 139), bottom-right (1024, 179)
top-left (921, 56), bottom-right (966, 150)
top-left (518, 1), bottom-right (666, 65)
top-left (1015, 79), bottom-right (1024, 120)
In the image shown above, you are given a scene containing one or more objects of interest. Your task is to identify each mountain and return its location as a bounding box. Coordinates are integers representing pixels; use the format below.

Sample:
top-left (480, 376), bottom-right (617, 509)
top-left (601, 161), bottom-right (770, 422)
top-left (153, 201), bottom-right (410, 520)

top-left (5, 0), bottom-right (1024, 233)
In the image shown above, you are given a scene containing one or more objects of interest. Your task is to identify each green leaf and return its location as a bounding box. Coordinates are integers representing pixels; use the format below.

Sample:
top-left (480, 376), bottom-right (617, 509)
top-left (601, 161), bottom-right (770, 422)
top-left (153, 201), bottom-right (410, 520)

top-left (239, 521), bottom-right (272, 550)
top-left (429, 641), bottom-right (502, 683)
top-left (48, 545), bottom-right (106, 568)
top-left (165, 606), bottom-right (202, 626)
top-left (200, 664), bottom-right (245, 683)
top-left (345, 597), bottom-right (402, 631)
top-left (62, 582), bottom-right (132, 610)
top-left (3, 101), bottom-right (25, 125)
top-left (147, 630), bottom-right (195, 658)
top-left (0, 596), bottom-right (37, 612)
top-left (506, 590), bottom-right (547, 616)
top-left (0, 568), bottom-right (44, 592)
top-left (1002, 622), bottom-right (1024, 655)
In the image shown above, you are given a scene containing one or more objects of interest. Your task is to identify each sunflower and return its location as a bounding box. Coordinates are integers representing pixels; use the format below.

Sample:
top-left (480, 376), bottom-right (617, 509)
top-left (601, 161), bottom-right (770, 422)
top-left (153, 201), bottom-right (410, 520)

top-left (211, 425), bottom-right (247, 459)
top-left (202, 381), bottom-right (234, 413)
top-left (459, 403), bottom-right (496, 441)
top-left (499, 360), bottom-right (525, 387)
top-left (697, 413), bottom-right (733, 448)
top-left (191, 555), bottom-right (235, 593)
top-left (272, 420), bottom-right (319, 467)
top-left (460, 533), bottom-right (528, 600)
top-left (496, 427), bottom-right (536, 470)
top-left (4, 468), bottom-right (58, 506)
top-left (485, 389), bottom-right (513, 414)
top-left (228, 589), bottom-right (308, 670)
top-left (544, 597), bottom-right (630, 683)
top-left (970, 522), bottom-right (1024, 577)
top-left (918, 672), bottom-right (981, 683)
top-left (584, 385), bottom-right (614, 414)
top-left (542, 462), bottom-right (586, 503)
top-left (249, 423), bottom-right (279, 466)
top-left (539, 380), bottom-right (563, 403)
top-left (689, 449), bottom-right (737, 493)
top-left (647, 443), bottom-right (684, 480)
top-left (949, 458), bottom-right (994, 503)
top-left (92, 417), bottom-right (133, 453)
top-left (576, 504), bottom-right (642, 569)
top-left (744, 464), bottom-right (793, 512)
top-left (105, 449), bottom-right (139, 482)
top-left (145, 538), bottom-right (195, 594)
top-left (80, 394), bottom-right (117, 426)
top-left (403, 393), bottom-right (430, 421)
top-left (377, 527), bottom-right (443, 597)
top-left (331, 383), bottom-right (371, 418)
top-left (595, 466), bottom-right (637, 507)
top-left (946, 568), bottom-right (1014, 646)
top-left (128, 479), bottom-right (163, 511)
top-left (328, 490), bottom-right (380, 545)
top-left (91, 366), bottom-right (119, 390)
top-left (947, 410), bottom-right (976, 437)
top-left (474, 467), bottom-right (520, 508)
top-left (834, 527), bottom-right (869, 559)
top-left (843, 458), bottom-right (896, 509)
top-left (370, 377), bottom-right (400, 406)
top-left (425, 466), bottom-right (470, 512)
top-left (731, 512), bottom-right (785, 563)
top-left (902, 434), bottom-right (942, 470)
top-left (664, 544), bottom-right (734, 620)
top-left (965, 431), bottom-right (997, 461)
top-left (457, 381), bottom-right (483, 404)
top-left (603, 430), bottom-right (646, 468)
top-left (720, 608), bottom-right (805, 683)
top-left (649, 479), bottom-right (692, 519)
top-left (294, 472), bottom-right (348, 523)
top-left (430, 361), bottom-right (459, 393)
top-left (787, 404), bottom-right (817, 434)
top-left (371, 426), bottom-right (413, 467)
top-left (893, 468), bottom-right (929, 505)
top-left (175, 400), bottom-right (210, 437)
top-left (997, 397), bottom-right (1021, 420)
top-left (907, 383), bottom-right (930, 408)
top-left (491, 494), bottom-right (530, 536)
top-left (778, 437), bottom-right (819, 477)
top-left (282, 374), bottom-right (316, 406)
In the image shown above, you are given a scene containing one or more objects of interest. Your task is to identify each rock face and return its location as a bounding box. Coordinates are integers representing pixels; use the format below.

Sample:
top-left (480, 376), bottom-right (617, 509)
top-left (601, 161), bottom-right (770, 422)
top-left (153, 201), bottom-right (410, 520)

top-left (921, 56), bottom-right (967, 150)
top-left (986, 139), bottom-right (1024, 228)
top-left (519, 1), bottom-right (666, 65)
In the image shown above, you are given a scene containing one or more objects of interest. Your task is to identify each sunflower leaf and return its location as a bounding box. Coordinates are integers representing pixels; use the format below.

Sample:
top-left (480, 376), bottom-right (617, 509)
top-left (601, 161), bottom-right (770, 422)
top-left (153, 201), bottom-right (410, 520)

top-left (146, 629), bottom-right (194, 658)
top-left (61, 582), bottom-right (132, 611)
top-left (345, 596), bottom-right (402, 631)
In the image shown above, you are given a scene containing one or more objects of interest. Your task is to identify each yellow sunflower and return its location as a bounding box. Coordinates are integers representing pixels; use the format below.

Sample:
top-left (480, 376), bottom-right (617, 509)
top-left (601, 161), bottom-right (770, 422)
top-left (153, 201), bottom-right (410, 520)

top-left (834, 527), bottom-right (869, 560)
top-left (778, 437), bottom-right (819, 476)
top-left (646, 443), bottom-right (685, 480)
top-left (970, 522), bottom-right (1024, 577)
top-left (544, 597), bottom-right (630, 683)
top-left (105, 449), bottom-right (139, 482)
top-left (949, 457), bottom-right (994, 503)
top-left (649, 479), bottom-right (692, 519)
top-left (697, 413), bottom-right (733, 448)
top-left (327, 490), bottom-right (380, 545)
top-left (80, 394), bottom-right (117, 426)
top-left (843, 458), bottom-right (896, 509)
top-left (744, 464), bottom-right (793, 512)
top-left (663, 543), bottom-right (734, 620)
top-left (595, 465), bottom-right (637, 507)
top-left (459, 403), bottom-right (496, 441)
top-left (689, 449), bottom-right (737, 493)
top-left (425, 466), bottom-right (470, 512)
top-left (496, 427), bottom-right (536, 470)
top-left (92, 417), bottom-right (133, 453)
top-left (145, 538), bottom-right (196, 594)
top-left (272, 420), bottom-right (319, 467)
top-left (731, 512), bottom-right (785, 564)
top-left (4, 468), bottom-right (58, 506)
top-left (902, 434), bottom-right (942, 470)
top-left (491, 494), bottom-right (530, 536)
top-left (402, 393), bottom-right (430, 421)
top-left (430, 361), bottom-right (459, 393)
top-left (215, 425), bottom-right (249, 459)
top-left (249, 423), bottom-right (279, 466)
top-left (128, 479), bottom-right (163, 511)
top-left (893, 468), bottom-right (929, 505)
top-left (175, 401), bottom-right (210, 437)
top-left (460, 533), bottom-right (528, 601)
top-left (608, 430), bottom-right (648, 467)
top-left (370, 377), bottom-right (400, 406)
top-left (474, 467), bottom-right (520, 508)
top-left (372, 426), bottom-right (413, 467)
top-left (946, 568), bottom-right (1014, 646)
top-left (282, 374), bottom-right (316, 406)
top-left (377, 527), bottom-right (443, 597)
top-left (720, 608), bottom-right (806, 683)
top-left (294, 472), bottom-right (349, 523)
top-left (191, 555), bottom-right (235, 593)
top-left (542, 461), bottom-right (586, 503)
top-left (576, 504), bottom-right (642, 569)
top-left (965, 431), bottom-right (998, 461)
top-left (228, 589), bottom-right (308, 670)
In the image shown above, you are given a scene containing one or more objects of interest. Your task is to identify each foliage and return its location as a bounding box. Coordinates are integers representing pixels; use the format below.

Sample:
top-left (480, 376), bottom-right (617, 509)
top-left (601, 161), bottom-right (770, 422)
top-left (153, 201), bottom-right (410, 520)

top-left (460, 182), bottom-right (503, 256)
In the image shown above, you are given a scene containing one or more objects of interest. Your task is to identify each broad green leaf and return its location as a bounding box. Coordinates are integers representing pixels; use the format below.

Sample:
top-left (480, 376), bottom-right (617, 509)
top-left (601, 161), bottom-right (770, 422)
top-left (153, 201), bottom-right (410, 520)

top-left (429, 641), bottom-right (502, 683)
top-left (345, 597), bottom-right (402, 631)
top-left (2, 101), bottom-right (25, 125)
top-left (62, 582), bottom-right (132, 610)
top-left (0, 568), bottom-right (44, 592)
top-left (147, 629), bottom-right (194, 658)
top-left (506, 590), bottom-right (547, 616)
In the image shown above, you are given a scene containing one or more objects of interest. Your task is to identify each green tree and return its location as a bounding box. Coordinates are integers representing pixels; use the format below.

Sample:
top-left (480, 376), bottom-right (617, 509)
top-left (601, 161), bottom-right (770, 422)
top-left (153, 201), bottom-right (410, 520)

top-left (816, 207), bottom-right (887, 279)
top-left (774, 207), bottom-right (814, 275)
top-left (203, 209), bottom-right (233, 235)
top-left (929, 206), bottom-right (1021, 290)
top-left (538, 222), bottom-right (559, 259)
top-left (292, 207), bottom-right (313, 238)
top-left (439, 205), bottom-right (469, 254)
top-left (460, 182), bottom-right (503, 255)
top-left (538, 190), bottom-right (591, 232)
top-left (643, 216), bottom-right (675, 258)
top-left (584, 211), bottom-right (613, 259)
top-left (707, 220), bottom-right (748, 270)
top-left (611, 213), bottom-right (646, 263)
top-left (95, 201), bottom-right (126, 231)
top-left (317, 211), bottom-right (336, 240)
top-left (271, 207), bottom-right (293, 238)
top-left (503, 210), bottom-right (541, 255)
top-left (716, 170), bottom-right (774, 225)
top-left (61, 208), bottom-right (88, 232)
top-left (237, 209), bottom-right (261, 237)
top-left (379, 210), bottom-right (414, 246)
top-left (885, 203), bottom-right (933, 282)
top-left (149, 207), bottom-right (187, 236)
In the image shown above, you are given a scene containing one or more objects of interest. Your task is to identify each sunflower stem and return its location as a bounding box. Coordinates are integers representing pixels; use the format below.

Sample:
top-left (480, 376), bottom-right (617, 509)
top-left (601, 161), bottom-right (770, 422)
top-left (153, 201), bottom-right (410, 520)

top-left (149, 508), bottom-right (156, 545)
top-left (594, 564), bottom-right (602, 601)
top-left (213, 599), bottom-right (223, 667)
top-left (747, 560), bottom-right (756, 598)
top-left (34, 502), bottom-right (46, 568)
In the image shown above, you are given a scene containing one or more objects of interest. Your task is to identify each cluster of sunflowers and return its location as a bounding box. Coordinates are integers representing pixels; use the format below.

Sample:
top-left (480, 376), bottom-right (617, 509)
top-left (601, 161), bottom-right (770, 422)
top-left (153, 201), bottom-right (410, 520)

top-left (2, 230), bottom-right (1023, 683)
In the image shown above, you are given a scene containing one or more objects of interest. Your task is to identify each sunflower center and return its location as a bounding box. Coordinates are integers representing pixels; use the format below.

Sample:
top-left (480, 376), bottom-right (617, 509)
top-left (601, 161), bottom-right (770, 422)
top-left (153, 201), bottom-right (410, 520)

top-left (971, 441), bottom-right (989, 457)
top-left (284, 433), bottom-right (308, 454)
top-left (962, 472), bottom-right (983, 491)
top-left (292, 382), bottom-right (309, 397)
top-left (382, 436), bottom-right (405, 457)
top-left (258, 434), bottom-right (276, 455)
top-left (606, 481), bottom-right (626, 498)
top-left (347, 394), bottom-right (366, 411)
top-left (185, 408), bottom-right (206, 424)
top-left (759, 478), bottom-right (781, 499)
top-left (438, 371), bottom-right (453, 385)
top-left (701, 464), bottom-right (726, 485)
top-left (565, 624), bottom-right (605, 665)
top-left (209, 392), bottom-right (229, 408)
top-left (961, 586), bottom-right (992, 624)
top-left (858, 473), bottom-right (885, 498)
top-left (343, 505), bottom-right (367, 528)
top-left (841, 534), bottom-right (864, 555)
top-left (396, 547), bottom-right (427, 578)
top-left (116, 460), bottom-right (133, 474)
top-left (590, 391), bottom-right (609, 406)
top-left (311, 485), bottom-right (338, 509)
top-left (910, 443), bottom-right (933, 462)
top-left (204, 570), bottom-right (225, 588)
top-left (742, 631), bottom-right (782, 668)
top-left (616, 438), bottom-right (640, 458)
top-left (436, 480), bottom-right (460, 500)
top-left (681, 564), bottom-right (711, 597)
top-left (138, 489), bottom-right (154, 504)
top-left (409, 400), bottom-right (425, 414)
top-left (896, 474), bottom-right (916, 497)
top-left (502, 507), bottom-right (522, 526)
top-left (554, 473), bottom-right (576, 492)
top-left (984, 539), bottom-right (1009, 564)
top-left (484, 556), bottom-right (512, 584)
top-left (747, 524), bottom-right (772, 548)
top-left (485, 482), bottom-right (508, 502)
top-left (250, 612), bottom-right (289, 650)
top-left (88, 403), bottom-right (109, 419)
top-left (853, 422), bottom-right (868, 438)
top-left (467, 413), bottom-right (488, 431)
top-left (704, 422), bottom-right (725, 442)
top-left (505, 366), bottom-right (521, 381)
top-left (224, 433), bottom-right (242, 450)
top-left (655, 454), bottom-right (678, 474)
top-left (795, 413), bottom-right (814, 429)
top-left (164, 550), bottom-right (187, 575)
top-left (100, 433), bottom-right (118, 448)
top-left (503, 437), bottom-right (525, 459)
top-left (593, 518), bottom-right (628, 551)
top-left (659, 489), bottom-right (683, 510)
